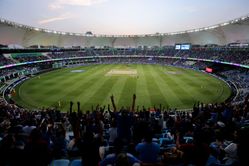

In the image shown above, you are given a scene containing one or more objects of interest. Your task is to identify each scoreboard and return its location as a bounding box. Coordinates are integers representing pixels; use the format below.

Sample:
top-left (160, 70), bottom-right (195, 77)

top-left (175, 43), bottom-right (191, 50)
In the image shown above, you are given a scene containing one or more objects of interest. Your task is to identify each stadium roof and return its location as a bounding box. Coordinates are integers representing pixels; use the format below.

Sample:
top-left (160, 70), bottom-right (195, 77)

top-left (1, 14), bottom-right (249, 47)
top-left (1, 0), bottom-right (249, 35)
top-left (1, 14), bottom-right (249, 37)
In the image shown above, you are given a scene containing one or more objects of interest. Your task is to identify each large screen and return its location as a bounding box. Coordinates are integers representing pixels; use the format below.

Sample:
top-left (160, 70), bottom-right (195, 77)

top-left (181, 44), bottom-right (191, 50)
top-left (175, 44), bottom-right (181, 50)
top-left (175, 43), bottom-right (191, 50)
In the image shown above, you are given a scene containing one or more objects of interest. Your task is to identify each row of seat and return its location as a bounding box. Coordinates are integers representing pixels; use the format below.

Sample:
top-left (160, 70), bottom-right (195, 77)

top-left (50, 159), bottom-right (81, 166)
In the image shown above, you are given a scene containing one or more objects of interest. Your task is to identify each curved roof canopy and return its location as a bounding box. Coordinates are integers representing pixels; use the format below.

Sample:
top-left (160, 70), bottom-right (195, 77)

top-left (1, 14), bottom-right (249, 48)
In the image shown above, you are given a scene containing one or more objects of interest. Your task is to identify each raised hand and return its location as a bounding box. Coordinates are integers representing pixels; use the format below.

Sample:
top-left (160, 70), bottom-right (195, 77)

top-left (110, 94), bottom-right (117, 112)
top-left (112, 94), bottom-right (115, 100)
top-left (133, 94), bottom-right (136, 100)
top-left (131, 94), bottom-right (136, 112)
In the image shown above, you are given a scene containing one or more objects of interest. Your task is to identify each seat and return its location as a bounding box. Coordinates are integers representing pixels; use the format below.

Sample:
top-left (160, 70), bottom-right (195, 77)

top-left (152, 138), bottom-right (159, 144)
top-left (70, 159), bottom-right (82, 166)
top-left (159, 138), bottom-right (174, 146)
top-left (50, 159), bottom-right (70, 166)
top-left (183, 136), bottom-right (193, 144)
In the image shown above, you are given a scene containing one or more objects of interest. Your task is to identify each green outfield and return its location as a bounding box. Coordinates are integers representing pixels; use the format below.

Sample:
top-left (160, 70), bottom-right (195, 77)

top-left (13, 64), bottom-right (232, 112)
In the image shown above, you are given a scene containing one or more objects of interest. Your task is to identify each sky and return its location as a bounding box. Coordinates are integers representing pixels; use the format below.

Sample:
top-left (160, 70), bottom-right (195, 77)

top-left (0, 0), bottom-right (249, 35)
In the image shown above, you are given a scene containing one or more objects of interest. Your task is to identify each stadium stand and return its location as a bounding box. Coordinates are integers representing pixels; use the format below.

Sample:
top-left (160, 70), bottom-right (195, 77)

top-left (0, 92), bottom-right (249, 165)
top-left (11, 53), bottom-right (49, 63)
top-left (0, 54), bottom-right (15, 66)
top-left (1, 14), bottom-right (249, 166)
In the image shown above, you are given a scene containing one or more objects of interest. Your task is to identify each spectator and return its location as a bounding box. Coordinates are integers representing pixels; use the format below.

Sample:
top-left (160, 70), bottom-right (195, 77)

top-left (24, 128), bottom-right (51, 166)
top-left (135, 129), bottom-right (160, 164)
top-left (79, 131), bottom-right (101, 166)
top-left (108, 120), bottom-right (118, 145)
top-left (100, 138), bottom-right (140, 166)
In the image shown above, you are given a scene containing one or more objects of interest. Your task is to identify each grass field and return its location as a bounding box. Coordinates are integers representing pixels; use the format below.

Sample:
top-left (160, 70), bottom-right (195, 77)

top-left (13, 64), bottom-right (232, 112)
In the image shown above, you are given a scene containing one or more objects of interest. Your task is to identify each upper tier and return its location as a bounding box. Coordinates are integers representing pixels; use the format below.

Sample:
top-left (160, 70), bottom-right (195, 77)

top-left (1, 14), bottom-right (249, 47)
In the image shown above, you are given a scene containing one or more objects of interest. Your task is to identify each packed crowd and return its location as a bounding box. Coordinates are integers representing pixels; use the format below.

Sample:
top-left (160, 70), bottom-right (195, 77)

top-left (14, 55), bottom-right (49, 63)
top-left (0, 47), bottom-right (249, 66)
top-left (219, 69), bottom-right (249, 103)
top-left (44, 47), bottom-right (249, 66)
top-left (0, 65), bottom-right (40, 78)
top-left (0, 54), bottom-right (15, 66)
top-left (0, 93), bottom-right (249, 166)
top-left (47, 51), bottom-right (88, 59)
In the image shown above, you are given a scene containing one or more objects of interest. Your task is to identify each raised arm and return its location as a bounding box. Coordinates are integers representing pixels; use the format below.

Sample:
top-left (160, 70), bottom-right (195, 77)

top-left (110, 94), bottom-right (117, 112)
top-left (131, 94), bottom-right (136, 112)
top-left (77, 101), bottom-right (80, 114)
top-left (69, 101), bottom-right (73, 114)
top-left (69, 101), bottom-right (80, 139)
top-left (108, 104), bottom-right (111, 112)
